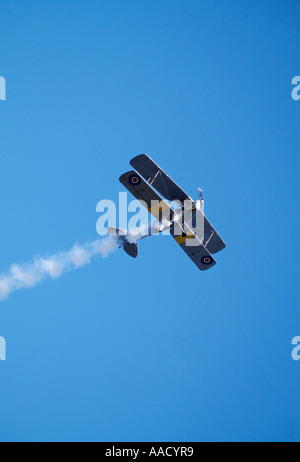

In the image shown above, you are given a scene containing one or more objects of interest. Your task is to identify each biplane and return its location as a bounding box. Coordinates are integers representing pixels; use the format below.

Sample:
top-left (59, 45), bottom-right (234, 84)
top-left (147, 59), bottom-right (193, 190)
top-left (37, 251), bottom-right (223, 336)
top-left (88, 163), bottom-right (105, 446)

top-left (109, 154), bottom-right (226, 271)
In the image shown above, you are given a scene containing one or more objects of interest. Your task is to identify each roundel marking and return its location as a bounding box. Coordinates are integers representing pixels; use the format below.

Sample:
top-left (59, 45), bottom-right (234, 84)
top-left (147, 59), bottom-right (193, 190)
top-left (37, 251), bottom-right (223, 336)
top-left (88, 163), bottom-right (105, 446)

top-left (201, 256), bottom-right (213, 265)
top-left (129, 174), bottom-right (141, 185)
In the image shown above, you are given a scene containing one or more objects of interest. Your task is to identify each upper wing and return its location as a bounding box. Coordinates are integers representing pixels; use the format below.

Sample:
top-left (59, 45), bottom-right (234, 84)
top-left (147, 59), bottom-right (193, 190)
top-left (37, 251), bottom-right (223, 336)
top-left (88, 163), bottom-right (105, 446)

top-left (130, 154), bottom-right (192, 202)
top-left (119, 170), bottom-right (173, 220)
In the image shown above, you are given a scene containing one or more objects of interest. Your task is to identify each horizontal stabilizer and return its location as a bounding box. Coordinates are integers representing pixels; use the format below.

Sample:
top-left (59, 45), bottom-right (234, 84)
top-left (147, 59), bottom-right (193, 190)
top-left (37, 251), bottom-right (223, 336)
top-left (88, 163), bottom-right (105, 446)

top-left (123, 242), bottom-right (138, 258)
top-left (108, 227), bottom-right (127, 237)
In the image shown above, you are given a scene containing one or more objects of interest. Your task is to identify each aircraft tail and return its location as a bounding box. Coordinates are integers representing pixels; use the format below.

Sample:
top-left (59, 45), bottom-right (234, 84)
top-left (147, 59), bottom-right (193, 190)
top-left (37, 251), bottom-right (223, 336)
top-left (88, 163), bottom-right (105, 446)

top-left (107, 227), bottom-right (138, 258)
top-left (123, 241), bottom-right (138, 258)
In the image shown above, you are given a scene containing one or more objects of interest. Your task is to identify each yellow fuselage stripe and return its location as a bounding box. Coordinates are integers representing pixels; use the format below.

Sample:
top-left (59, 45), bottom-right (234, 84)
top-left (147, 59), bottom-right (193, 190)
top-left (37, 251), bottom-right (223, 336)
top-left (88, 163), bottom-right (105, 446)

top-left (148, 200), bottom-right (171, 218)
top-left (174, 233), bottom-right (195, 245)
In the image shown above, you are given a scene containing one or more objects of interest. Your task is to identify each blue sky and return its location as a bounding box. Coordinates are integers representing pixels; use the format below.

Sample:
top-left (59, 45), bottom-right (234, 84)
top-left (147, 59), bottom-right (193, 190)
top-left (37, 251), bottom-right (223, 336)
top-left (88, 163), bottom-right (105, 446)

top-left (0, 0), bottom-right (300, 442)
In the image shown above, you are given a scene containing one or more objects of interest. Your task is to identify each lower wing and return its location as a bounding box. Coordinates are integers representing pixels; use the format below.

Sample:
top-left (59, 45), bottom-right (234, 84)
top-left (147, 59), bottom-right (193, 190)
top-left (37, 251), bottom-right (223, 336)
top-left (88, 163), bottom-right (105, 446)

top-left (171, 227), bottom-right (216, 271)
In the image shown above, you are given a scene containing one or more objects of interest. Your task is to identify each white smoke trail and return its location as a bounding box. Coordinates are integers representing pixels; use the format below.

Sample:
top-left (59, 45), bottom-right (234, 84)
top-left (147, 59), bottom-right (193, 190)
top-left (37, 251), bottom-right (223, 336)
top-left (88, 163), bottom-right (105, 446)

top-left (0, 237), bottom-right (119, 301)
